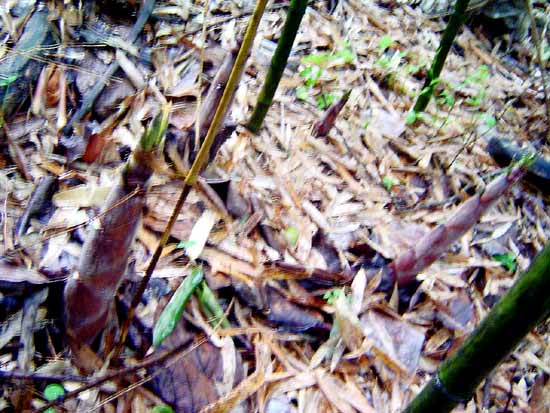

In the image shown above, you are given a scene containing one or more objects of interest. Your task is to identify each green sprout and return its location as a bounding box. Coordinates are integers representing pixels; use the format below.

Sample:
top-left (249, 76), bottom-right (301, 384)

top-left (283, 226), bottom-right (299, 246)
top-left (316, 93), bottom-right (336, 110)
top-left (43, 383), bottom-right (65, 413)
top-left (493, 253), bottom-right (517, 272)
top-left (378, 35), bottom-right (394, 52)
top-left (296, 43), bottom-right (355, 102)
top-left (153, 404), bottom-right (175, 413)
top-left (323, 288), bottom-right (343, 305)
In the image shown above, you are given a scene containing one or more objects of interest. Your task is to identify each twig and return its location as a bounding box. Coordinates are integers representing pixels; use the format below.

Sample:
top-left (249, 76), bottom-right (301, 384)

top-left (0, 371), bottom-right (89, 383)
top-left (33, 338), bottom-right (203, 413)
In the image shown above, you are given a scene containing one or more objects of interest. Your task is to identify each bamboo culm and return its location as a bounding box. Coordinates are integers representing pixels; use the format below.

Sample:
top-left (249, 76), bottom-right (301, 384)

top-left (403, 243), bottom-right (550, 413)
top-left (412, 0), bottom-right (470, 114)
top-left (248, 0), bottom-right (308, 133)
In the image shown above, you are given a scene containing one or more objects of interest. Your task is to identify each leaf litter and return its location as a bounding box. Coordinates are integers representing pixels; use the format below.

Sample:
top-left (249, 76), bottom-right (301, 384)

top-left (0, 0), bottom-right (550, 412)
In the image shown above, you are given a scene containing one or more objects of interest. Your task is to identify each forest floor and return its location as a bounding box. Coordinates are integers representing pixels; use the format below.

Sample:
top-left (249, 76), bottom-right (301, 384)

top-left (1, 0), bottom-right (550, 412)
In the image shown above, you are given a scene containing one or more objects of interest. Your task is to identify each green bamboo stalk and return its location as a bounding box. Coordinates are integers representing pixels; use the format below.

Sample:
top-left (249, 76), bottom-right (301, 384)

top-left (411, 0), bottom-right (470, 116)
top-left (247, 0), bottom-right (308, 133)
top-left (403, 243), bottom-right (550, 413)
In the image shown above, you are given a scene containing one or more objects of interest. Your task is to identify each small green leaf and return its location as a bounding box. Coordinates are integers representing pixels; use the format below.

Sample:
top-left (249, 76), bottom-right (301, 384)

top-left (376, 56), bottom-right (390, 69)
top-left (382, 176), bottom-right (395, 190)
top-left (466, 95), bottom-right (482, 106)
top-left (477, 65), bottom-right (489, 80)
top-left (296, 86), bottom-right (309, 101)
top-left (196, 280), bottom-right (230, 328)
top-left (378, 35), bottom-right (394, 52)
top-left (302, 52), bottom-right (332, 66)
top-left (0, 74), bottom-right (18, 87)
top-left (44, 383), bottom-right (65, 411)
top-left (316, 93), bottom-right (335, 110)
top-left (153, 267), bottom-right (204, 347)
top-left (323, 288), bottom-right (343, 305)
top-left (176, 240), bottom-right (198, 250)
top-left (438, 89), bottom-right (455, 107)
top-left (153, 404), bottom-right (175, 413)
top-left (299, 66), bottom-right (313, 79)
top-left (480, 113), bottom-right (497, 128)
top-left (464, 65), bottom-right (490, 85)
top-left (44, 384), bottom-right (65, 401)
top-left (406, 64), bottom-right (420, 74)
top-left (307, 66), bottom-right (323, 87)
top-left (406, 111), bottom-right (417, 125)
top-left (493, 253), bottom-right (517, 272)
top-left (335, 43), bottom-right (355, 64)
top-left (283, 226), bottom-right (299, 246)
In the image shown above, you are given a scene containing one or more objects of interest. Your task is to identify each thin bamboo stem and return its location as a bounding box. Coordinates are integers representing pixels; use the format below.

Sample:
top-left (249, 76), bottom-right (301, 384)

top-left (403, 243), bottom-right (550, 413)
top-left (248, 0), bottom-right (308, 133)
top-left (412, 0), bottom-right (470, 114)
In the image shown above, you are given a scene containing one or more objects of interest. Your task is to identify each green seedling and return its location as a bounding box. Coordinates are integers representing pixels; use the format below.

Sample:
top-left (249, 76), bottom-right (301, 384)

top-left (437, 89), bottom-right (456, 107)
top-left (283, 226), bottom-right (299, 246)
top-left (406, 111), bottom-right (418, 125)
top-left (378, 35), bottom-right (394, 52)
top-left (493, 253), bottom-right (517, 272)
top-left (479, 112), bottom-right (497, 128)
top-left (296, 42), bottom-right (355, 102)
top-left (316, 93), bottom-right (336, 110)
top-left (323, 288), bottom-right (343, 305)
top-left (382, 176), bottom-right (396, 190)
top-left (464, 65), bottom-right (489, 85)
top-left (43, 383), bottom-right (65, 413)
top-left (153, 404), bottom-right (175, 413)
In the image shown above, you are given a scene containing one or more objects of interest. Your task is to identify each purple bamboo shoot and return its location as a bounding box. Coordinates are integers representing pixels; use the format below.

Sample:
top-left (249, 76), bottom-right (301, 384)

top-left (390, 165), bottom-right (526, 286)
top-left (64, 106), bottom-right (170, 347)
top-left (313, 90), bottom-right (351, 138)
